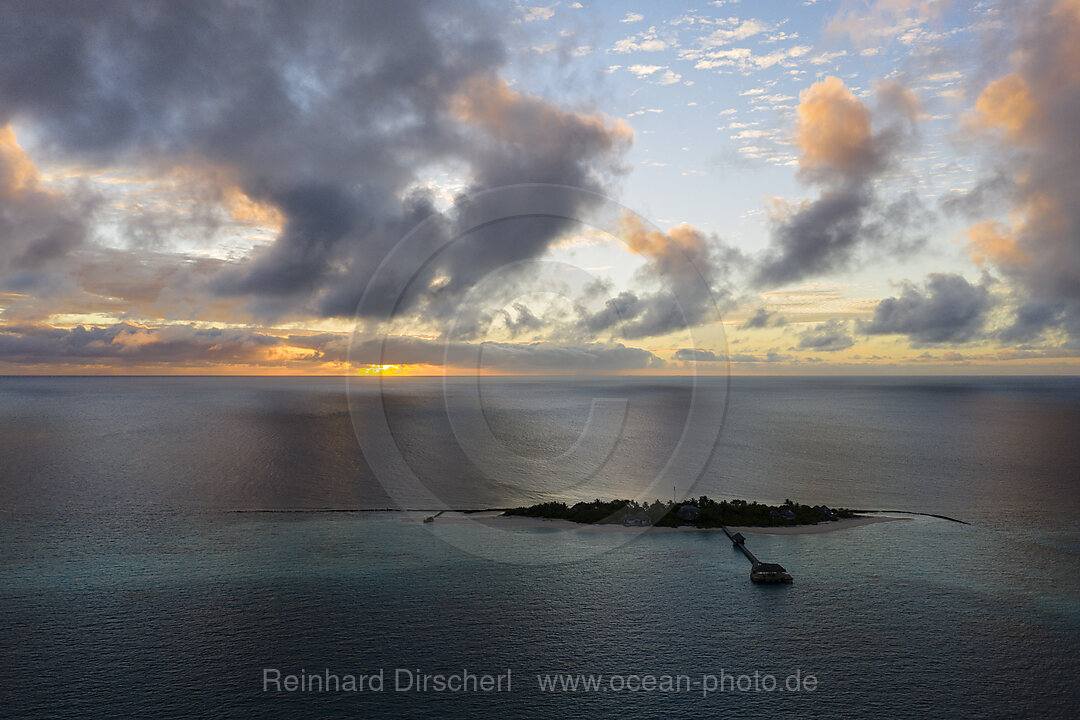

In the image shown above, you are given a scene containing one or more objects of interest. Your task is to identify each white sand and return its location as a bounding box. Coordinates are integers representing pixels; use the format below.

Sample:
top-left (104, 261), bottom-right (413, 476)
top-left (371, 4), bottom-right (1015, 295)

top-left (425, 511), bottom-right (907, 535)
top-left (726, 515), bottom-right (907, 535)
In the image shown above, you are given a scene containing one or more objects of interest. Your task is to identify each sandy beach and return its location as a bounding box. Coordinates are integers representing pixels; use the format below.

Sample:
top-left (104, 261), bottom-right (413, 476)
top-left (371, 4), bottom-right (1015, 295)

top-left (426, 511), bottom-right (908, 535)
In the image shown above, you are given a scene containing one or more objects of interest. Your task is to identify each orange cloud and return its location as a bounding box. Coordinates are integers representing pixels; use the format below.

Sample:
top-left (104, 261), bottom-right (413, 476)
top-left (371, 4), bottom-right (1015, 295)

top-left (971, 0), bottom-right (1080, 142)
top-left (220, 184), bottom-right (283, 229)
top-left (0, 125), bottom-right (44, 195)
top-left (973, 73), bottom-right (1038, 140)
top-left (959, 0), bottom-right (1080, 343)
top-left (795, 77), bottom-right (875, 178)
top-left (111, 324), bottom-right (160, 351)
top-left (453, 75), bottom-right (633, 154)
top-left (963, 220), bottom-right (1027, 267)
top-left (0, 124), bottom-right (85, 276)
top-left (170, 164), bottom-right (284, 230)
top-left (619, 213), bottom-right (707, 264)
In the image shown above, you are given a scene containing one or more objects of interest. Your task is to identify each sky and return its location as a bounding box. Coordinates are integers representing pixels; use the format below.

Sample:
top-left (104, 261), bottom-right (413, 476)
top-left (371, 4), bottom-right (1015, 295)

top-left (0, 0), bottom-right (1078, 375)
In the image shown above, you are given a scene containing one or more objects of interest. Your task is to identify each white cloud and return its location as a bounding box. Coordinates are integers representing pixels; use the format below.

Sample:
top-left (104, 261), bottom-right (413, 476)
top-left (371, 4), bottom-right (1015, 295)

top-left (700, 18), bottom-right (770, 46)
top-left (826, 0), bottom-right (946, 47)
top-left (627, 64), bottom-right (664, 77)
top-left (809, 50), bottom-right (847, 65)
top-left (620, 12), bottom-right (644, 23)
top-left (926, 71), bottom-right (962, 83)
top-left (749, 45), bottom-right (811, 69)
top-left (689, 43), bottom-right (812, 72)
top-left (693, 47), bottom-right (751, 69)
top-left (612, 27), bottom-right (668, 53)
top-left (657, 69), bottom-right (682, 85)
top-left (615, 36), bottom-right (667, 52)
top-left (624, 64), bottom-right (681, 85)
top-left (521, 4), bottom-right (556, 22)
top-left (731, 129), bottom-right (772, 139)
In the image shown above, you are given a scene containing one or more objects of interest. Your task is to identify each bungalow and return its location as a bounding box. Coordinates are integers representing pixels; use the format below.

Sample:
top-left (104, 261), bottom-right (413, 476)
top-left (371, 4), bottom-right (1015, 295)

top-left (621, 511), bottom-right (652, 527)
top-left (750, 561), bottom-right (793, 584)
top-left (677, 504), bottom-right (700, 523)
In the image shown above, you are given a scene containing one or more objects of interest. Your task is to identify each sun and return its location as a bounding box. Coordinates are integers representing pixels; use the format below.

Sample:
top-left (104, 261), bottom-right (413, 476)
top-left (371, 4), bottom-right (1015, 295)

top-left (358, 364), bottom-right (414, 376)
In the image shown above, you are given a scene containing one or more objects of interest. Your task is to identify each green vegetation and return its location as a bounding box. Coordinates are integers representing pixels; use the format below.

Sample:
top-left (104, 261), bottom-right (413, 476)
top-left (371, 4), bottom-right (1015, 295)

top-left (503, 497), bottom-right (858, 528)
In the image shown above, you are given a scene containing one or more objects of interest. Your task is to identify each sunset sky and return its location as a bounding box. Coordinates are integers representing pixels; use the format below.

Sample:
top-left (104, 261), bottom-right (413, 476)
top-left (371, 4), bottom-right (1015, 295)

top-left (1, 0), bottom-right (1078, 374)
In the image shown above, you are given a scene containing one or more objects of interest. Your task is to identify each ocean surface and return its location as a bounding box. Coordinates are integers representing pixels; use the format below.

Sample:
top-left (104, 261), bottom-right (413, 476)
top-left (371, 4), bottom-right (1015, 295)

top-left (1, 375), bottom-right (1078, 718)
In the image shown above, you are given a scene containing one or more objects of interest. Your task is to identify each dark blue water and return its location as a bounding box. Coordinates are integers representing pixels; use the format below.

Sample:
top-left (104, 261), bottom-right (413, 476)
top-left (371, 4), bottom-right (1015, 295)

top-left (1, 376), bottom-right (1078, 717)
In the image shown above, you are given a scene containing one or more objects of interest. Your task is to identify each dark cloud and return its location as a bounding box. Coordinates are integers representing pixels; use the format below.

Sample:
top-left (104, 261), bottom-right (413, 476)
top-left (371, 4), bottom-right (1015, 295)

top-left (672, 347), bottom-right (792, 365)
top-left (940, 173), bottom-right (1012, 219)
top-left (861, 273), bottom-right (991, 345)
top-left (758, 189), bottom-right (867, 285)
top-left (673, 348), bottom-right (722, 362)
top-left (616, 292), bottom-right (702, 340)
top-left (0, 1), bottom-right (631, 324)
top-left (497, 302), bottom-right (545, 338)
top-left (0, 322), bottom-right (280, 366)
top-left (741, 307), bottom-right (785, 329)
top-left (754, 77), bottom-right (924, 287)
top-left (582, 290), bottom-right (640, 335)
top-left (577, 218), bottom-right (742, 340)
top-left (730, 351), bottom-right (792, 363)
top-left (796, 319), bottom-right (854, 352)
top-left (996, 301), bottom-right (1065, 344)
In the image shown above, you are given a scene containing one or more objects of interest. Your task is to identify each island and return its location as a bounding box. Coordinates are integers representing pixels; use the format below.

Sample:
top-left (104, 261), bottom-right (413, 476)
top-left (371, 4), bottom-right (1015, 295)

top-left (502, 496), bottom-right (859, 529)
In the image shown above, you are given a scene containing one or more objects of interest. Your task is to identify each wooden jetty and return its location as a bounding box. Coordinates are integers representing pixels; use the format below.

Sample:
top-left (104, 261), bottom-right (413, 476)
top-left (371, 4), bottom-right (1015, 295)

top-left (721, 525), bottom-right (793, 584)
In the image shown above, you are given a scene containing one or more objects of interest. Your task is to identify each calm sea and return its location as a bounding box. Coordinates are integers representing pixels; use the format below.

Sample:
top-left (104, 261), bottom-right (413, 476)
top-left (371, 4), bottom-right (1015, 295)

top-left (1, 376), bottom-right (1078, 717)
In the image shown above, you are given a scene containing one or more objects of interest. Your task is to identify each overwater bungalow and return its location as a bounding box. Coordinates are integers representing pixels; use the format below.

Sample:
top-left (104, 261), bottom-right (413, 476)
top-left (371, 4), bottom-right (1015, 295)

top-left (750, 562), bottom-right (793, 584)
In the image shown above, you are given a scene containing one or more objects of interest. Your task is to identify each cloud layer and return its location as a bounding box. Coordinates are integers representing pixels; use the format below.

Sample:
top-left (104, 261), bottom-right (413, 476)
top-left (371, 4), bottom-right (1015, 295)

top-left (0, 1), bottom-right (631, 327)
top-left (0, 322), bottom-right (664, 373)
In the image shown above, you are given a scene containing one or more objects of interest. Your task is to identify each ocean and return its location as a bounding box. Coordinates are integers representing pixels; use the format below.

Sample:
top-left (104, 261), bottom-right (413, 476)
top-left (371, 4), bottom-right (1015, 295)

top-left (1, 376), bottom-right (1078, 717)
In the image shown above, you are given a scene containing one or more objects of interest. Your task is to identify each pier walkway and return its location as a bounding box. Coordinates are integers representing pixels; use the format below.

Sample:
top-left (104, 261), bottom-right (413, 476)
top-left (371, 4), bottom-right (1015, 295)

top-left (721, 525), bottom-right (793, 584)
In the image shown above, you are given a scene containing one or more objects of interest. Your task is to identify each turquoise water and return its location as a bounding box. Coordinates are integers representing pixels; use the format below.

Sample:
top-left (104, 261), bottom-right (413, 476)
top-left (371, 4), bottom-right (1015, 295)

top-left (1, 376), bottom-right (1078, 717)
